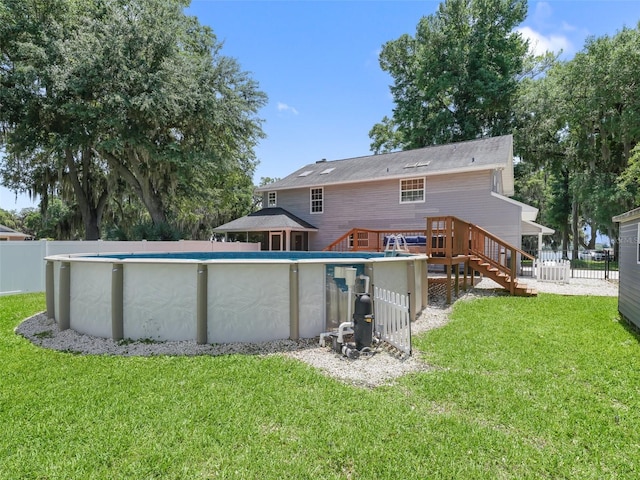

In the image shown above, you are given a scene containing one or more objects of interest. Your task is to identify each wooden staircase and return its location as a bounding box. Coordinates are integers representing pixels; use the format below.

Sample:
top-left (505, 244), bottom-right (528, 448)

top-left (468, 257), bottom-right (536, 297)
top-left (426, 216), bottom-right (536, 299)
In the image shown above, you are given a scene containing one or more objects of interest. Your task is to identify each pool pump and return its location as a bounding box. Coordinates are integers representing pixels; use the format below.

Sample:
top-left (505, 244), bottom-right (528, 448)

top-left (319, 269), bottom-right (375, 359)
top-left (333, 293), bottom-right (374, 359)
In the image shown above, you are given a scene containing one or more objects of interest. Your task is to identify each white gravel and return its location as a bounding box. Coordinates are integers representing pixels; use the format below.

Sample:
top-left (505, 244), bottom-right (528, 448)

top-left (15, 277), bottom-right (618, 388)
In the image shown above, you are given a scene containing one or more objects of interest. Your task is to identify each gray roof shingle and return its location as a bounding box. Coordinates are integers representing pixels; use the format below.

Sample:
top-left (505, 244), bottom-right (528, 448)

top-left (214, 207), bottom-right (318, 232)
top-left (257, 135), bottom-right (513, 193)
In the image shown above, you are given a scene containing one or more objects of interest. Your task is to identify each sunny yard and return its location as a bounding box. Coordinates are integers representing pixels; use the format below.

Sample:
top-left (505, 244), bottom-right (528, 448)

top-left (1, 292), bottom-right (639, 479)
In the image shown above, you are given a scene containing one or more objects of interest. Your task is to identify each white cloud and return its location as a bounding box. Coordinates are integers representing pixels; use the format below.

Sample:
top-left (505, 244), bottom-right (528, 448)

top-left (532, 1), bottom-right (553, 23)
top-left (516, 26), bottom-right (572, 56)
top-left (277, 102), bottom-right (299, 115)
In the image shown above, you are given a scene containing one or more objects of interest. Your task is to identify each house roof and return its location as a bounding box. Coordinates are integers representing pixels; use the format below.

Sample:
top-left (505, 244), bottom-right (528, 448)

top-left (522, 220), bottom-right (555, 236)
top-left (257, 135), bottom-right (515, 195)
top-left (613, 206), bottom-right (640, 223)
top-left (213, 207), bottom-right (318, 233)
top-left (0, 224), bottom-right (30, 240)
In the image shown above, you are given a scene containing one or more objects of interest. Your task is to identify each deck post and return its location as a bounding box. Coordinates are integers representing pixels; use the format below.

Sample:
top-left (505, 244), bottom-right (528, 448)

top-left (510, 248), bottom-right (517, 295)
top-left (454, 264), bottom-right (460, 298)
top-left (462, 260), bottom-right (468, 292)
top-left (446, 263), bottom-right (452, 305)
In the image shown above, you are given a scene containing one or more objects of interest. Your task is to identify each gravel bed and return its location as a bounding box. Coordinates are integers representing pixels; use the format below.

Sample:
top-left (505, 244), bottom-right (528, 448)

top-left (14, 277), bottom-right (618, 388)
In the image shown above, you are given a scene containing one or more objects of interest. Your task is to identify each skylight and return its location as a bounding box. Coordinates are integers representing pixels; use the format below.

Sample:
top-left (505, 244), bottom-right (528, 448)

top-left (319, 167), bottom-right (335, 174)
top-left (403, 161), bottom-right (430, 169)
top-left (298, 170), bottom-right (313, 177)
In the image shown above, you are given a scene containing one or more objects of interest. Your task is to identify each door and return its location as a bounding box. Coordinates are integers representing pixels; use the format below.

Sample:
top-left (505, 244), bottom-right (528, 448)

top-left (270, 231), bottom-right (283, 251)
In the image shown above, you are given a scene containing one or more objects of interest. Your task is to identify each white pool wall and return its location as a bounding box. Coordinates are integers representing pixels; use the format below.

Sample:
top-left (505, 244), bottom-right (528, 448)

top-left (45, 254), bottom-right (427, 344)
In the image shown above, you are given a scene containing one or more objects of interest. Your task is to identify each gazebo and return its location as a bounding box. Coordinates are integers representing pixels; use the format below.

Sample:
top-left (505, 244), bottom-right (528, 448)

top-left (214, 207), bottom-right (318, 251)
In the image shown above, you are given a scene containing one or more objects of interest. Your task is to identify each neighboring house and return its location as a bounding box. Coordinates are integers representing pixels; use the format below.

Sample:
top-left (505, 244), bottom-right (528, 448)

top-left (216, 135), bottom-right (552, 251)
top-left (0, 224), bottom-right (31, 241)
top-left (613, 207), bottom-right (640, 329)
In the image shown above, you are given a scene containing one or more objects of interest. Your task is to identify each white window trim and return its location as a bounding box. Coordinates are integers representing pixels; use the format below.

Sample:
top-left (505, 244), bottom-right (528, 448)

top-left (267, 191), bottom-right (277, 207)
top-left (310, 187), bottom-right (324, 214)
top-left (399, 177), bottom-right (426, 204)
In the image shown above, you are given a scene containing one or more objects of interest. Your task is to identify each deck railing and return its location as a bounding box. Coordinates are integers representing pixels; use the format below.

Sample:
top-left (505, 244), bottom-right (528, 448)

top-left (323, 228), bottom-right (427, 253)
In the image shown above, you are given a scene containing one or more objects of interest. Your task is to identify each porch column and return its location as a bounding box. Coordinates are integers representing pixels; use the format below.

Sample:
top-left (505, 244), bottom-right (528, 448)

top-left (538, 232), bottom-right (543, 260)
top-left (285, 229), bottom-right (291, 251)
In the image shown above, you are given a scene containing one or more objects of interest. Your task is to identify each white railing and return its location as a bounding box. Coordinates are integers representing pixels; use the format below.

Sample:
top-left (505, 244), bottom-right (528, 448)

top-left (536, 259), bottom-right (570, 283)
top-left (374, 286), bottom-right (411, 355)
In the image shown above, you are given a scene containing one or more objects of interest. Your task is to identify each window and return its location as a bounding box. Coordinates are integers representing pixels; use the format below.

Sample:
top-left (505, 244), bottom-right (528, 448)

top-left (267, 191), bottom-right (277, 207)
top-left (400, 177), bottom-right (425, 203)
top-left (310, 187), bottom-right (323, 214)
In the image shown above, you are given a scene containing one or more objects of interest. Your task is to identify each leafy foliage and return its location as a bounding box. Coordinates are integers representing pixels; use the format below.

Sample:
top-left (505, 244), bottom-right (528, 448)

top-left (514, 25), bottom-right (640, 254)
top-left (371, 0), bottom-right (529, 151)
top-left (0, 0), bottom-right (266, 240)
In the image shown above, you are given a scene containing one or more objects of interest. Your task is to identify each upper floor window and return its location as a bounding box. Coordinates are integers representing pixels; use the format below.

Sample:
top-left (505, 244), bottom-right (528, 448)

top-left (310, 187), bottom-right (323, 214)
top-left (400, 177), bottom-right (425, 203)
top-left (267, 191), bottom-right (277, 207)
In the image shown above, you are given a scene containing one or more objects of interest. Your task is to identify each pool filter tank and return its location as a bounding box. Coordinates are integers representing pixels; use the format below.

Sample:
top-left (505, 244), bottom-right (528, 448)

top-left (318, 269), bottom-right (375, 359)
top-left (353, 293), bottom-right (373, 350)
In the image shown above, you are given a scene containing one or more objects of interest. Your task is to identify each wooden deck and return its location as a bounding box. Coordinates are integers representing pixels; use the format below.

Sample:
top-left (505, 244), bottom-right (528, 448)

top-left (323, 216), bottom-right (537, 303)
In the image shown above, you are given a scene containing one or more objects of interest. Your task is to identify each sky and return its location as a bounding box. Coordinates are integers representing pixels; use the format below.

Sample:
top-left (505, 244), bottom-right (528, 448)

top-left (2, 0), bottom-right (640, 212)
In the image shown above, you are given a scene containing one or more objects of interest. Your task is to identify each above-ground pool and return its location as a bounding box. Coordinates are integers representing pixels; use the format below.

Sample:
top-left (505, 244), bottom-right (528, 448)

top-left (45, 251), bottom-right (427, 344)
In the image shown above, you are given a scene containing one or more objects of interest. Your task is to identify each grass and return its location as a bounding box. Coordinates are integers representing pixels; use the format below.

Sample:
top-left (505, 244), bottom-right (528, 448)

top-left (1, 292), bottom-right (639, 479)
top-left (572, 259), bottom-right (619, 271)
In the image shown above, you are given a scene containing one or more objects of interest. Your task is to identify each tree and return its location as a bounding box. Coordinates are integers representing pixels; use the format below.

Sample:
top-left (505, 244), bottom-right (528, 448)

top-left (1, 0), bottom-right (114, 239)
top-left (1, 0), bottom-right (266, 239)
top-left (0, 207), bottom-right (18, 229)
top-left (78, 0), bottom-right (266, 227)
top-left (513, 25), bottom-right (640, 257)
top-left (371, 0), bottom-right (529, 150)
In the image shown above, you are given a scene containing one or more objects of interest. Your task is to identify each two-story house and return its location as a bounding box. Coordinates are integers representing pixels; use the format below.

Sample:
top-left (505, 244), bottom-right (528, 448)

top-left (215, 134), bottom-right (552, 252)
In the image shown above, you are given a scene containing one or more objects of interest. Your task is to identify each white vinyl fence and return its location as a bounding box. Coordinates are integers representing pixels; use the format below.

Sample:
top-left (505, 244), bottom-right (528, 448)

top-left (374, 286), bottom-right (412, 355)
top-left (536, 259), bottom-right (571, 283)
top-left (0, 239), bottom-right (259, 296)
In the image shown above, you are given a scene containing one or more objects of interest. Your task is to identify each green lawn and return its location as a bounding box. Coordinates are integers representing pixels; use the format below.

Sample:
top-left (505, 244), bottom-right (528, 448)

top-left (1, 292), bottom-right (639, 479)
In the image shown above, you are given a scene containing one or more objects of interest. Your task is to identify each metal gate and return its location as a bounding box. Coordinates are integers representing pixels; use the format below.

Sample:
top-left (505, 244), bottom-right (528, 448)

top-left (374, 286), bottom-right (412, 355)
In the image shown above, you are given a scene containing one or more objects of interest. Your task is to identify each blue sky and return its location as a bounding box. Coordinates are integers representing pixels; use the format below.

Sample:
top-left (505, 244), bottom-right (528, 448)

top-left (2, 0), bottom-right (640, 211)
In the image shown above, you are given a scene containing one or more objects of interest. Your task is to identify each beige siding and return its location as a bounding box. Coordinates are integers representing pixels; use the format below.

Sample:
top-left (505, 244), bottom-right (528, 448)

top-left (275, 171), bottom-right (524, 250)
top-left (618, 220), bottom-right (640, 329)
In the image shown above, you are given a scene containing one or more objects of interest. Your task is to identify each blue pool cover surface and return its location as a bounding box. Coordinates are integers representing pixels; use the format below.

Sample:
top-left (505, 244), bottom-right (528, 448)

top-left (90, 251), bottom-right (388, 261)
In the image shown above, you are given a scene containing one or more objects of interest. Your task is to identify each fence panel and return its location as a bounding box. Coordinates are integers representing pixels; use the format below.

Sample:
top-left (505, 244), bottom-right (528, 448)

top-left (0, 240), bottom-right (260, 295)
top-left (536, 260), bottom-right (570, 283)
top-left (374, 286), bottom-right (411, 355)
top-left (0, 241), bottom-right (47, 295)
top-left (523, 249), bottom-right (618, 281)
